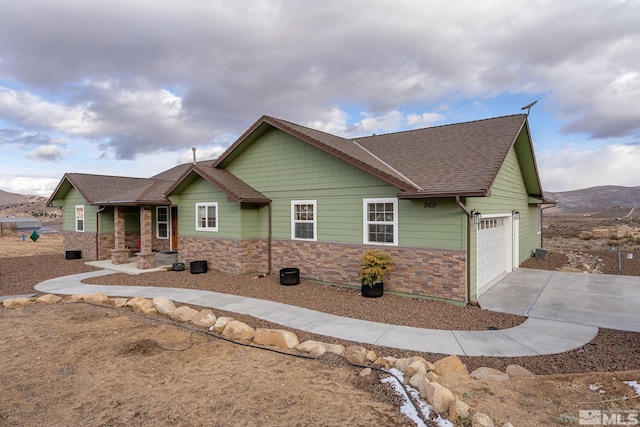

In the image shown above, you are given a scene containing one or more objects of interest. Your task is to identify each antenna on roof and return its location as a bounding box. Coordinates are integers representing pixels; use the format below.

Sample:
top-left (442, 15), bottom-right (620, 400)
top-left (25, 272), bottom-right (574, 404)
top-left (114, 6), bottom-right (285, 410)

top-left (192, 147), bottom-right (196, 164)
top-left (521, 100), bottom-right (537, 116)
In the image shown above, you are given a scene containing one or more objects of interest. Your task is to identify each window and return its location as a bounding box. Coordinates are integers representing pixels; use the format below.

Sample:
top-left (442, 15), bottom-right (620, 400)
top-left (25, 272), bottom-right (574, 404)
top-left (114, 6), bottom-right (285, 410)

top-left (195, 203), bottom-right (218, 231)
top-left (363, 198), bottom-right (398, 245)
top-left (291, 200), bottom-right (316, 240)
top-left (537, 205), bottom-right (542, 235)
top-left (75, 205), bottom-right (84, 232)
top-left (156, 206), bottom-right (169, 239)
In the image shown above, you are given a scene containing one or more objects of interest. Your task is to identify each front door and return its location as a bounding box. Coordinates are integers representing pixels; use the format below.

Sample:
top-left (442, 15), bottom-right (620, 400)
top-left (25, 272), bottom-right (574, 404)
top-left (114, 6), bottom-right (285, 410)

top-left (171, 207), bottom-right (178, 250)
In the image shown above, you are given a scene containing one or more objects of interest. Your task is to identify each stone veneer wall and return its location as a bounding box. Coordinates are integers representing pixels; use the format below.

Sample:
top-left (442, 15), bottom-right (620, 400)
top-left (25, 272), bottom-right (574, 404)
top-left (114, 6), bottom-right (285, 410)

top-left (271, 240), bottom-right (467, 301)
top-left (62, 231), bottom-right (98, 260)
top-left (178, 236), bottom-right (268, 275)
top-left (178, 236), bottom-right (467, 301)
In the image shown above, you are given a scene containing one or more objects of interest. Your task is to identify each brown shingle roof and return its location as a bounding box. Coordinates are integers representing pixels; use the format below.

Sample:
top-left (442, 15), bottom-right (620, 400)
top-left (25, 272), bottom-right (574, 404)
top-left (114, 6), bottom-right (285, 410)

top-left (214, 116), bottom-right (421, 191)
top-left (355, 114), bottom-right (528, 197)
top-left (192, 166), bottom-right (269, 203)
top-left (51, 173), bottom-right (173, 206)
top-left (215, 114), bottom-right (531, 197)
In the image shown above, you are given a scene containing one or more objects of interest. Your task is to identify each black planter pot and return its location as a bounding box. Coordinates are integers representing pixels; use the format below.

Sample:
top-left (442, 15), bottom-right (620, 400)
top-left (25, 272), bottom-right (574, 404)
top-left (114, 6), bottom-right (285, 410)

top-left (361, 281), bottom-right (384, 298)
top-left (279, 268), bottom-right (300, 286)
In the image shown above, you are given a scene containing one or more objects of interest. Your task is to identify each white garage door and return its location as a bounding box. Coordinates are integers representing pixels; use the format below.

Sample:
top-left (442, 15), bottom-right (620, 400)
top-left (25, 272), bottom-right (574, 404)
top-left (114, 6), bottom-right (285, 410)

top-left (477, 217), bottom-right (507, 292)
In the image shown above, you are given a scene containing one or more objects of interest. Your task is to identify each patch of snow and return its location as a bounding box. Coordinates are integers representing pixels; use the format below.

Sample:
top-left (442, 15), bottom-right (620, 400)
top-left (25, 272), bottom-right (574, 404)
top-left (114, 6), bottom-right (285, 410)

top-left (380, 368), bottom-right (453, 427)
top-left (624, 380), bottom-right (640, 395)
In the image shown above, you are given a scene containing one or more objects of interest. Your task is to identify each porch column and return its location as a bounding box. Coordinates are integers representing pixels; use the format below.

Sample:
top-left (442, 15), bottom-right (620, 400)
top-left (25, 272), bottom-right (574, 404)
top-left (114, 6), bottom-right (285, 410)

top-left (111, 206), bottom-right (129, 265)
top-left (136, 205), bottom-right (156, 269)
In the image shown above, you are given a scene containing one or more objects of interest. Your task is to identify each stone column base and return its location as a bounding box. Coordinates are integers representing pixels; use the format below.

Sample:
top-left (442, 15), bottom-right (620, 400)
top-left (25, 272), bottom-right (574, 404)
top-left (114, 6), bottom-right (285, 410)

top-left (111, 249), bottom-right (130, 265)
top-left (136, 252), bottom-right (156, 270)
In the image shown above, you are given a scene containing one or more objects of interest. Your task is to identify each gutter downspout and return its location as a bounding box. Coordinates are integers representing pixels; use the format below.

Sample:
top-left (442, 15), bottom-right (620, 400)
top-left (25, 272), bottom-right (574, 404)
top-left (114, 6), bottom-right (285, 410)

top-left (267, 201), bottom-right (272, 275)
top-left (455, 196), bottom-right (471, 305)
top-left (95, 206), bottom-right (105, 260)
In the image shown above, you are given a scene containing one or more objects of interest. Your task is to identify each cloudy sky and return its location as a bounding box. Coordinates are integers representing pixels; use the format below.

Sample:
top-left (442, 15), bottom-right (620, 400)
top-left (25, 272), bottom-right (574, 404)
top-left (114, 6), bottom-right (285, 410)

top-left (1, 0), bottom-right (639, 196)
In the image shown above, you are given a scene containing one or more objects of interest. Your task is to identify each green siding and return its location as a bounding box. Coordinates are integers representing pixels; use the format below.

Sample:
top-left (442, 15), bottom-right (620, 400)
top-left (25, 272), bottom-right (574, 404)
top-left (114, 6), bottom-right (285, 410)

top-left (61, 188), bottom-right (98, 232)
top-left (467, 142), bottom-right (542, 299)
top-left (226, 128), bottom-right (403, 244)
top-left (399, 199), bottom-right (465, 250)
top-left (220, 128), bottom-right (465, 248)
top-left (99, 207), bottom-right (115, 233)
top-left (176, 177), bottom-right (241, 238)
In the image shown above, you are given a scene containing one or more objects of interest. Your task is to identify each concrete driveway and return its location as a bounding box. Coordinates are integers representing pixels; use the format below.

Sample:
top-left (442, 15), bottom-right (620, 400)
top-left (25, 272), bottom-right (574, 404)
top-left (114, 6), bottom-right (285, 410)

top-left (479, 268), bottom-right (640, 333)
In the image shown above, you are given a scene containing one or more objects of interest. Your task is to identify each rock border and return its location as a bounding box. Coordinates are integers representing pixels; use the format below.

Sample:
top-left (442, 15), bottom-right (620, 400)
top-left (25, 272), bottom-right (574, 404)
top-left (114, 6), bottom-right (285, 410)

top-left (3, 293), bottom-right (528, 427)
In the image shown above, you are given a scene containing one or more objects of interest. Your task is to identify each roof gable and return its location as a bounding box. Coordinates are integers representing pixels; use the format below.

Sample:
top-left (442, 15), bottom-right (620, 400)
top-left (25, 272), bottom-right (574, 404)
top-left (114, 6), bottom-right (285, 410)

top-left (47, 173), bottom-right (173, 206)
top-left (213, 116), bottom-right (421, 192)
top-left (165, 165), bottom-right (269, 203)
top-left (356, 114), bottom-right (535, 197)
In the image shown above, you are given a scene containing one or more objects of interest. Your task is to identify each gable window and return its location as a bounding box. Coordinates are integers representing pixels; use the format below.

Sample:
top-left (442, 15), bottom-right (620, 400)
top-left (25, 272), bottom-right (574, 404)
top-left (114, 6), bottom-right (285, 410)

top-left (363, 198), bottom-right (398, 245)
top-left (291, 200), bottom-right (316, 241)
top-left (156, 206), bottom-right (169, 239)
top-left (75, 205), bottom-right (84, 232)
top-left (196, 203), bottom-right (218, 231)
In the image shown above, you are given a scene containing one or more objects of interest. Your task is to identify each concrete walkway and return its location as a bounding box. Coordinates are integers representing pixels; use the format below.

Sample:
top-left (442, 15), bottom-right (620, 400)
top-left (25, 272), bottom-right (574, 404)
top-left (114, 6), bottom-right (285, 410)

top-left (35, 269), bottom-right (599, 357)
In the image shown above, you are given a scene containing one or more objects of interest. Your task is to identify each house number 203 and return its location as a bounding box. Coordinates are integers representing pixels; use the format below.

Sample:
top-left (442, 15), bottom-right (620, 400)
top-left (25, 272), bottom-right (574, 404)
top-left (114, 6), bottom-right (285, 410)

top-left (424, 202), bottom-right (437, 208)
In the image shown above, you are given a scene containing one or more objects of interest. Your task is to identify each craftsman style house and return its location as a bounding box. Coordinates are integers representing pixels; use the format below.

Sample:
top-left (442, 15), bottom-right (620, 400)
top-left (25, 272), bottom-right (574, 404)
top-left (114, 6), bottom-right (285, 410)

top-left (48, 113), bottom-right (543, 303)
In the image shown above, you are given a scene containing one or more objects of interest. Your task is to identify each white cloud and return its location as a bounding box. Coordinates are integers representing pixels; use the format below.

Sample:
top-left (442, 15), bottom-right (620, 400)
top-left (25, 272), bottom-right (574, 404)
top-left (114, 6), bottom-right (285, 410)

top-left (308, 108), bottom-right (445, 138)
top-left (25, 145), bottom-right (66, 162)
top-left (1, 0), bottom-right (640, 194)
top-left (540, 143), bottom-right (640, 191)
top-left (0, 177), bottom-right (61, 196)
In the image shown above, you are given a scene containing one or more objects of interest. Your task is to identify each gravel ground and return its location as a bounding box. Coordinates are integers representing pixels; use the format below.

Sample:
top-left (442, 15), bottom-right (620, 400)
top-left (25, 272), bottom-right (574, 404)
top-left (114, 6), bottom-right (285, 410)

top-left (1, 253), bottom-right (639, 375)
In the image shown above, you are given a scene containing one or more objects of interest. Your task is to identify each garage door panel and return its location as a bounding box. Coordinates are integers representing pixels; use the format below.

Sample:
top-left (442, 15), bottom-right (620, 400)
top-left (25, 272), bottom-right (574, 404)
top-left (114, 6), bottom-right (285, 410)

top-left (477, 218), bottom-right (506, 291)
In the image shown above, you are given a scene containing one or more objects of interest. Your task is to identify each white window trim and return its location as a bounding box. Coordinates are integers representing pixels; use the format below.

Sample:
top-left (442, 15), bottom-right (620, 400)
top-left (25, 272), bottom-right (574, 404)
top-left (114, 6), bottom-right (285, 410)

top-left (537, 205), bottom-right (542, 236)
top-left (75, 205), bottom-right (85, 232)
top-left (195, 202), bottom-right (218, 232)
top-left (291, 200), bottom-right (317, 241)
top-left (156, 206), bottom-right (169, 239)
top-left (363, 198), bottom-right (398, 246)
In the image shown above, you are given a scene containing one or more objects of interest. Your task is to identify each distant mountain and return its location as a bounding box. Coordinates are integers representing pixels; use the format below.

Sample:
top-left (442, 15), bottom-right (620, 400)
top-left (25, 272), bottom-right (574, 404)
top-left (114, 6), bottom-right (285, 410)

top-left (0, 189), bottom-right (43, 207)
top-left (545, 185), bottom-right (640, 213)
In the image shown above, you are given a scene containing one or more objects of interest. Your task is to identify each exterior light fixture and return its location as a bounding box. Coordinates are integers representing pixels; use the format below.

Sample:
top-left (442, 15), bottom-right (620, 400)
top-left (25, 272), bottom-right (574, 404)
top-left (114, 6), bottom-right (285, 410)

top-left (512, 210), bottom-right (520, 220)
top-left (471, 210), bottom-right (482, 225)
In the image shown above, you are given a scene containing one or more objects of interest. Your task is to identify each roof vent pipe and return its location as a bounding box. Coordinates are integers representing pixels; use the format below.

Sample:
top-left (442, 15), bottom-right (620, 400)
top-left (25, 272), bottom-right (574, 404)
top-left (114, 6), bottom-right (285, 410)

top-left (192, 147), bottom-right (196, 164)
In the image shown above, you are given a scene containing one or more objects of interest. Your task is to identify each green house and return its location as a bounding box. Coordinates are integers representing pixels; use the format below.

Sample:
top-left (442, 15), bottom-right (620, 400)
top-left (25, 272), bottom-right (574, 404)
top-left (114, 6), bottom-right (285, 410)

top-left (48, 113), bottom-right (543, 303)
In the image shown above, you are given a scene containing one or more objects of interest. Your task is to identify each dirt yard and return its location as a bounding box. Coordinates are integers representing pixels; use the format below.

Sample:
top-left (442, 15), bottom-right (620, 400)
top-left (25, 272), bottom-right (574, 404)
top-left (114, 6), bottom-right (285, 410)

top-left (1, 230), bottom-right (640, 426)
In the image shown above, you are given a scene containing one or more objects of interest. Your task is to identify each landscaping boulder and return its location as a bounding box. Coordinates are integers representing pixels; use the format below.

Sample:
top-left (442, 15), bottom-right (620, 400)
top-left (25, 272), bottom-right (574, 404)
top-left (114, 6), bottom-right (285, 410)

top-left (2, 297), bottom-right (32, 308)
top-left (61, 295), bottom-right (83, 303)
top-left (152, 297), bottom-right (176, 316)
top-left (470, 367), bottom-right (509, 381)
top-left (471, 412), bottom-right (495, 427)
top-left (253, 329), bottom-right (299, 349)
top-left (343, 345), bottom-right (368, 365)
top-left (191, 309), bottom-right (217, 328)
top-left (506, 364), bottom-right (535, 378)
top-left (106, 298), bottom-right (128, 308)
top-left (433, 355), bottom-right (469, 378)
top-left (83, 293), bottom-right (109, 304)
top-left (373, 356), bottom-right (398, 369)
top-left (172, 305), bottom-right (199, 322)
top-left (425, 381), bottom-right (455, 414)
top-left (222, 320), bottom-right (255, 341)
top-left (448, 399), bottom-right (470, 422)
top-left (125, 297), bottom-right (157, 315)
top-left (213, 316), bottom-right (234, 333)
top-left (408, 372), bottom-right (430, 397)
top-left (36, 294), bottom-right (62, 304)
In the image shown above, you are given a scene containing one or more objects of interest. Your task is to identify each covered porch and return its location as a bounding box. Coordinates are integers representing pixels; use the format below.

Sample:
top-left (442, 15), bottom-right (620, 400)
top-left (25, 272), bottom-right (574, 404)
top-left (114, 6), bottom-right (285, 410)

top-left (108, 205), bottom-right (173, 270)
